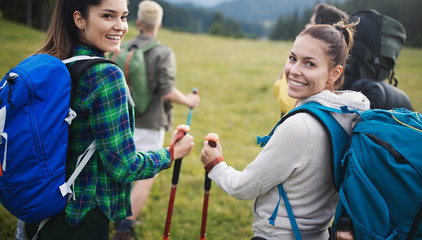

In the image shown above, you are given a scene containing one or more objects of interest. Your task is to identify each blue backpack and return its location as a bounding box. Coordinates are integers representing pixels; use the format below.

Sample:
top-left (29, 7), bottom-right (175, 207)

top-left (258, 102), bottom-right (422, 240)
top-left (0, 54), bottom-right (113, 224)
top-left (332, 108), bottom-right (422, 240)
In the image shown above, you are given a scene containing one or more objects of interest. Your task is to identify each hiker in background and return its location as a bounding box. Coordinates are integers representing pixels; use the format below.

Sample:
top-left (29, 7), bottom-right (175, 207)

top-left (201, 21), bottom-right (370, 240)
top-left (274, 3), bottom-right (349, 116)
top-left (342, 9), bottom-right (413, 110)
top-left (112, 1), bottom-right (200, 239)
top-left (305, 3), bottom-right (349, 28)
top-left (24, 0), bottom-right (195, 239)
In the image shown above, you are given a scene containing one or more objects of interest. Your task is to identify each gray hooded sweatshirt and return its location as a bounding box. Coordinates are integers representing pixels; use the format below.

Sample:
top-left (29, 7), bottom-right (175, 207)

top-left (208, 90), bottom-right (370, 240)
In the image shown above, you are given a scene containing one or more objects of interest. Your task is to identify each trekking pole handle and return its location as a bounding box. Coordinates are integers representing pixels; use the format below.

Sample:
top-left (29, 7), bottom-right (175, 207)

top-left (204, 133), bottom-right (219, 190)
top-left (192, 87), bottom-right (199, 95)
top-left (177, 124), bottom-right (190, 136)
top-left (168, 124), bottom-right (190, 165)
top-left (206, 133), bottom-right (218, 148)
top-left (170, 124), bottom-right (190, 184)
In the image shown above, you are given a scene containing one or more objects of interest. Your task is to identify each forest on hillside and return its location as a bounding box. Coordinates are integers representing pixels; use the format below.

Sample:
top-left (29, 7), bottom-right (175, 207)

top-left (269, 0), bottom-right (421, 47)
top-left (0, 0), bottom-right (421, 47)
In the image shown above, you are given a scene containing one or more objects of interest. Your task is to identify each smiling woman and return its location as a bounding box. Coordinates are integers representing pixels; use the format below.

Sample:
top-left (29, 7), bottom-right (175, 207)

top-left (284, 34), bottom-right (343, 99)
top-left (22, 0), bottom-right (196, 239)
top-left (33, 0), bottom-right (129, 59)
top-left (73, 0), bottom-right (129, 53)
top-left (200, 21), bottom-right (371, 240)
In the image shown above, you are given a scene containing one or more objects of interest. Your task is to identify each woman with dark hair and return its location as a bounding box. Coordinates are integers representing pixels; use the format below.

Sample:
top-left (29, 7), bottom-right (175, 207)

top-left (25, 0), bottom-right (195, 239)
top-left (306, 3), bottom-right (349, 28)
top-left (201, 21), bottom-right (370, 240)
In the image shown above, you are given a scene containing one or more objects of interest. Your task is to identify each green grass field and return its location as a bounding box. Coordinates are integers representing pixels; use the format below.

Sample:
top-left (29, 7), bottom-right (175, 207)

top-left (0, 18), bottom-right (421, 239)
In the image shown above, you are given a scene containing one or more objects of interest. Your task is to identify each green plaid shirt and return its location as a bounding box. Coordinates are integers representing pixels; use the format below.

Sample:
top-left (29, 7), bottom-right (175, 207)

top-left (65, 45), bottom-right (171, 226)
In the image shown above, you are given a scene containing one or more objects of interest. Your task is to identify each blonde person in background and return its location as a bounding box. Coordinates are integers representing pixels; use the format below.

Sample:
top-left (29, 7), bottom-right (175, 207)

top-left (274, 3), bottom-right (349, 116)
top-left (112, 1), bottom-right (200, 240)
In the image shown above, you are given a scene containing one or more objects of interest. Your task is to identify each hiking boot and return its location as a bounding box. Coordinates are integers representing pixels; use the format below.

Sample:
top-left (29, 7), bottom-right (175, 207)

top-left (112, 219), bottom-right (136, 240)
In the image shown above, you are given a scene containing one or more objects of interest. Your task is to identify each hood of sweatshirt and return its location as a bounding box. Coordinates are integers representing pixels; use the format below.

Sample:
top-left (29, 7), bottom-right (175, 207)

top-left (296, 90), bottom-right (371, 134)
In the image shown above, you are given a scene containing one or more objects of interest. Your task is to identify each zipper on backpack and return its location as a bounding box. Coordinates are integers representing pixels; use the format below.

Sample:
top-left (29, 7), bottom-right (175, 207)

top-left (10, 71), bottom-right (45, 160)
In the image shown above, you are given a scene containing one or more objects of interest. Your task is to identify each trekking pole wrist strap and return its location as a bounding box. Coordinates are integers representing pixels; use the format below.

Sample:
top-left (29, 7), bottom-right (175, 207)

top-left (204, 156), bottom-right (224, 173)
top-left (168, 144), bottom-right (176, 168)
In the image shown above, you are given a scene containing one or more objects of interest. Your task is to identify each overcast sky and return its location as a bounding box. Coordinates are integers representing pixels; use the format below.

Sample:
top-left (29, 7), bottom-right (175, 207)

top-left (162, 0), bottom-right (233, 7)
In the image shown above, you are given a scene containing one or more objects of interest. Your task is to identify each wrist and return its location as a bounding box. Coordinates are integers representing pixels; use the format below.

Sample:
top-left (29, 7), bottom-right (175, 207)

top-left (204, 156), bottom-right (224, 173)
top-left (167, 146), bottom-right (175, 168)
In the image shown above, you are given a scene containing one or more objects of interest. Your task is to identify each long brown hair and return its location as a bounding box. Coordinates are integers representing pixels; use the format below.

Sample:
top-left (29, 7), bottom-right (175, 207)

top-left (35, 0), bottom-right (103, 59)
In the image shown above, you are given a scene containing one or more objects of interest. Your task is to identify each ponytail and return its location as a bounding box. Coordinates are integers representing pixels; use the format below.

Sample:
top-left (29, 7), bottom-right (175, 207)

top-left (333, 20), bottom-right (359, 56)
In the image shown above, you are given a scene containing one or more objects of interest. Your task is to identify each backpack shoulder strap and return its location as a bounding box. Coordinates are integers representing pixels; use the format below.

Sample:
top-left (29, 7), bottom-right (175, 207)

top-left (139, 42), bottom-right (160, 53)
top-left (261, 101), bottom-right (356, 233)
top-left (268, 184), bottom-right (303, 240)
top-left (125, 41), bottom-right (160, 53)
top-left (65, 57), bottom-right (115, 84)
top-left (258, 102), bottom-right (353, 166)
top-left (60, 56), bottom-right (115, 199)
top-left (59, 140), bottom-right (97, 199)
top-left (289, 102), bottom-right (354, 190)
top-left (116, 42), bottom-right (159, 86)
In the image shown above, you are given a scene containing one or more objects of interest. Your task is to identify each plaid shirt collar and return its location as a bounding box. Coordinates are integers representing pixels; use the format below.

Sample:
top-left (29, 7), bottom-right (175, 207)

top-left (73, 44), bottom-right (105, 57)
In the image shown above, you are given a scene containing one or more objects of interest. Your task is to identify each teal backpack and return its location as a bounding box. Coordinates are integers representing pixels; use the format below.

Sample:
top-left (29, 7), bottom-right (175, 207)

top-left (332, 108), bottom-right (422, 240)
top-left (258, 102), bottom-right (422, 240)
top-left (109, 41), bottom-right (160, 114)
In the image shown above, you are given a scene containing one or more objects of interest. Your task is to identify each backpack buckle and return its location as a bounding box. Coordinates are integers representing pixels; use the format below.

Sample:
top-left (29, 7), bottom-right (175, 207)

top-left (65, 108), bottom-right (77, 125)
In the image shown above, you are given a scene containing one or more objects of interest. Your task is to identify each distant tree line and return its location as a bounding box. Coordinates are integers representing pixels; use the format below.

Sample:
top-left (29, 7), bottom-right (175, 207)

top-left (0, 0), bottom-right (265, 39)
top-left (207, 12), bottom-right (244, 38)
top-left (269, 0), bottom-right (422, 47)
top-left (0, 0), bottom-right (53, 30)
top-left (0, 0), bottom-right (421, 46)
top-left (150, 0), bottom-right (258, 38)
top-left (269, 8), bottom-right (313, 41)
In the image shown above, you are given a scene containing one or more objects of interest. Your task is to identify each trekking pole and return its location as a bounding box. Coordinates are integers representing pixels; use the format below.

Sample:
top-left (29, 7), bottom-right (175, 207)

top-left (163, 88), bottom-right (198, 240)
top-left (163, 124), bottom-right (190, 240)
top-left (199, 133), bottom-right (219, 240)
top-left (186, 87), bottom-right (198, 126)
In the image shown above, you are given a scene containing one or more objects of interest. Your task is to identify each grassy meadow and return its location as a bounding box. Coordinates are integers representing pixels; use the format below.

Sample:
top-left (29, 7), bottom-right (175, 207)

top-left (1, 17), bottom-right (422, 239)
